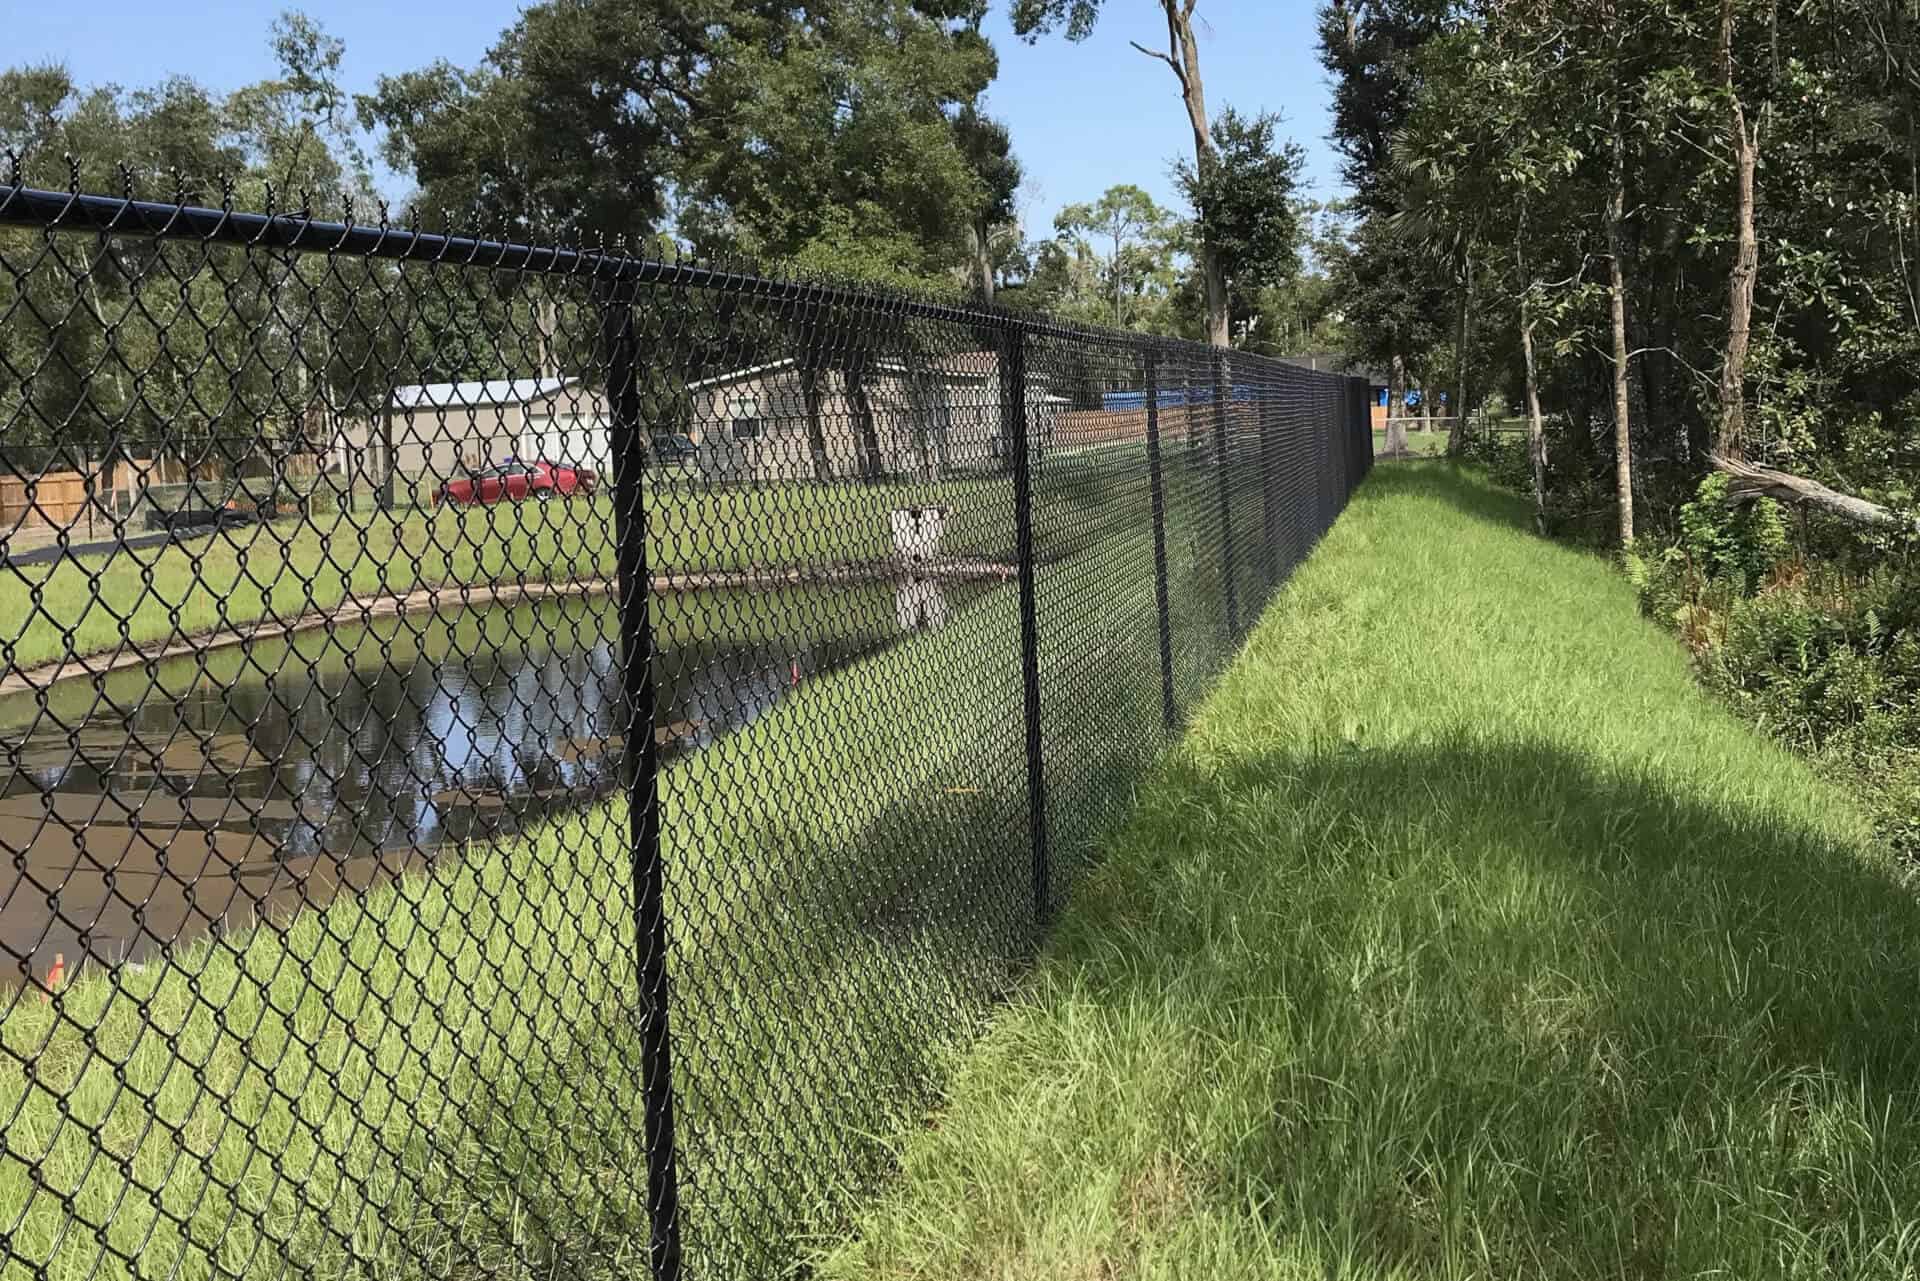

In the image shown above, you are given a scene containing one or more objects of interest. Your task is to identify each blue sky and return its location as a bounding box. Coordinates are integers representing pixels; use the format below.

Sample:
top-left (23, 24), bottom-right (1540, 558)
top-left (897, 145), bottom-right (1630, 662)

top-left (9, 0), bottom-right (1344, 236)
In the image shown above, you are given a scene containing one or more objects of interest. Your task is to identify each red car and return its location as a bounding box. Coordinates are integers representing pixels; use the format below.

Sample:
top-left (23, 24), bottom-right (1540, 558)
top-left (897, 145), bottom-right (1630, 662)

top-left (434, 459), bottom-right (597, 505)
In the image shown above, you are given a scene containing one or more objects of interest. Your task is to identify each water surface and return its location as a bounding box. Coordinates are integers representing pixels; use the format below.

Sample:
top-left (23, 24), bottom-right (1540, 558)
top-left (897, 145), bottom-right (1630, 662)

top-left (0, 584), bottom-right (964, 976)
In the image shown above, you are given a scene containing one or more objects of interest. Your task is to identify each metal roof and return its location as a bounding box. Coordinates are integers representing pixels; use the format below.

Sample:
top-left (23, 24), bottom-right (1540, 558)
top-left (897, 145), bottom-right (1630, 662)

top-left (389, 377), bottom-right (577, 409)
top-left (685, 360), bottom-right (798, 392)
top-left (686, 352), bottom-right (1015, 392)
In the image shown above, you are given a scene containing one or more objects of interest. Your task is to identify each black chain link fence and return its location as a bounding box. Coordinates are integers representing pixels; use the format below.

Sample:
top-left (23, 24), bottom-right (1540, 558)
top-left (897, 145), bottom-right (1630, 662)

top-left (0, 175), bottom-right (1371, 1280)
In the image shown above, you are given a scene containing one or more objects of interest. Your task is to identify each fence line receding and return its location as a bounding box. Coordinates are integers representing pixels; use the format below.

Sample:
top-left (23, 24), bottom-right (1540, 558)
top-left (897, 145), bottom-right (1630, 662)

top-left (0, 178), bottom-right (1372, 1280)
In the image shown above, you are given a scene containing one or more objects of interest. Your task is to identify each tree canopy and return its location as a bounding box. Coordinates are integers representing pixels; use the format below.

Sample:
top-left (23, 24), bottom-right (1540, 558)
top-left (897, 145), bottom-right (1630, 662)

top-left (1323, 0), bottom-right (1920, 547)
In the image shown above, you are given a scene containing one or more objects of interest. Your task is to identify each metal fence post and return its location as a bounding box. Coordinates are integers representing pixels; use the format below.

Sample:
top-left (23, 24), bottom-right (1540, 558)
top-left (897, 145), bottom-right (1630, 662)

top-left (1007, 327), bottom-right (1050, 926)
top-left (1212, 351), bottom-right (1238, 638)
top-left (1259, 365), bottom-right (1279, 591)
top-left (604, 284), bottom-right (684, 1281)
top-left (1144, 352), bottom-right (1177, 733)
top-left (1359, 376), bottom-right (1375, 480)
top-left (1350, 377), bottom-right (1364, 491)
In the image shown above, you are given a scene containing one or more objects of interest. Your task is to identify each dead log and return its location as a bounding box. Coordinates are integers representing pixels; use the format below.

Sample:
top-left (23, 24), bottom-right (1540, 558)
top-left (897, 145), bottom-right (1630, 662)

top-left (1709, 453), bottom-right (1918, 535)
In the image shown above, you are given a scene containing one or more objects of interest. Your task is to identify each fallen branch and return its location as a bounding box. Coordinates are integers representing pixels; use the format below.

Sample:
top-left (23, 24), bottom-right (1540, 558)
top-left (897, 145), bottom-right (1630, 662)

top-left (1709, 453), bottom-right (1919, 535)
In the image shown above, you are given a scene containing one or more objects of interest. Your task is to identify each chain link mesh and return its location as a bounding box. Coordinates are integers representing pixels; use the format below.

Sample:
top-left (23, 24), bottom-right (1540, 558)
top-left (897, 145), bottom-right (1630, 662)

top-left (0, 175), bottom-right (1372, 1280)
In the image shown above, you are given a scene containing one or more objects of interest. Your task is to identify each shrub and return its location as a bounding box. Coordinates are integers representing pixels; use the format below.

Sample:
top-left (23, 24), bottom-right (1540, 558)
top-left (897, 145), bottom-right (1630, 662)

top-left (1462, 430), bottom-right (1531, 493)
top-left (1676, 472), bottom-right (1790, 592)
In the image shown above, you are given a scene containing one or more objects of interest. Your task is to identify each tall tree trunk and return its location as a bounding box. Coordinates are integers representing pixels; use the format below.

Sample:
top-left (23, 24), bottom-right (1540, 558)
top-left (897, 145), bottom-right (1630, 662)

top-left (81, 243), bottom-right (133, 444)
top-left (1141, 1), bottom-right (1231, 348)
top-left (1715, 0), bottom-right (1759, 457)
top-left (846, 359), bottom-right (884, 482)
top-left (799, 360), bottom-right (834, 482)
top-left (1519, 295), bottom-right (1549, 534)
top-left (1446, 252), bottom-right (1472, 456)
top-left (536, 297), bottom-right (558, 380)
top-left (1608, 122), bottom-right (1636, 546)
top-left (972, 220), bottom-right (995, 304)
top-left (1385, 353), bottom-right (1409, 456)
top-left (1655, 212), bottom-right (1702, 462)
top-left (1200, 249), bottom-right (1231, 348)
top-left (1514, 205), bottom-right (1549, 532)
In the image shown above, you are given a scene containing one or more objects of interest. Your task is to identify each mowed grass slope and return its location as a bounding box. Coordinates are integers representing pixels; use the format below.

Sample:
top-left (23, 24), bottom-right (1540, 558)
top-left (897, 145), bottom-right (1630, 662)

top-left (0, 476), bottom-right (1020, 672)
top-left (822, 463), bottom-right (1920, 1281)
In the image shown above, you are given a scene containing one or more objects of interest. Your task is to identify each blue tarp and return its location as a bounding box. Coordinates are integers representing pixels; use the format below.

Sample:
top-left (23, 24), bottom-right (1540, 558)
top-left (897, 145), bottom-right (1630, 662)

top-left (1101, 385), bottom-right (1312, 411)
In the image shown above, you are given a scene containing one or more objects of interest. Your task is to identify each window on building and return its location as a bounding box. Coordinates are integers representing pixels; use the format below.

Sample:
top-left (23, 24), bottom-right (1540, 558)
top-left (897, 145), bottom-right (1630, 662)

top-left (725, 391), bottom-right (763, 442)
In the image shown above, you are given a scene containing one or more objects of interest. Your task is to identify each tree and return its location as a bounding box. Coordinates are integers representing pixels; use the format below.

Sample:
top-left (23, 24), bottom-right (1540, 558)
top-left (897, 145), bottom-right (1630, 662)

top-left (1013, 236), bottom-right (1106, 321)
top-left (1396, 22), bottom-right (1589, 525)
top-left (678, 0), bottom-right (995, 282)
top-left (0, 13), bottom-right (392, 488)
top-left (1328, 214), bottom-right (1448, 455)
top-left (1012, 0), bottom-right (1234, 346)
top-left (360, 0), bottom-right (705, 245)
top-left (953, 105), bottom-right (1023, 302)
top-left (1317, 0), bottom-right (1451, 454)
top-left (1371, 0), bottom-right (1920, 551)
top-left (1255, 200), bottom-right (1357, 355)
top-left (1053, 185), bottom-right (1176, 329)
top-left (366, 0), bottom-right (1009, 486)
top-left (1606, 67), bottom-right (1635, 544)
top-left (1174, 108), bottom-right (1306, 344)
top-left (700, 0), bottom-right (997, 479)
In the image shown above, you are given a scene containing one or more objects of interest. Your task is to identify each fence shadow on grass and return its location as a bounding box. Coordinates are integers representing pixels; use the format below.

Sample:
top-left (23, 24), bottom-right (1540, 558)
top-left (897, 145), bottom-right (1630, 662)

top-left (1040, 733), bottom-right (1920, 1275)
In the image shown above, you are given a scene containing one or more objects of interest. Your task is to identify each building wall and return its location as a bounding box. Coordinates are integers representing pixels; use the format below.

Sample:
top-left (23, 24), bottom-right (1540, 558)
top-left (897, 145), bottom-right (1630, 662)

top-left (689, 365), bottom-right (1026, 484)
top-left (690, 369), bottom-right (841, 483)
top-left (521, 389), bottom-right (615, 470)
top-left (386, 403), bottom-right (522, 496)
top-left (334, 386), bottom-right (614, 503)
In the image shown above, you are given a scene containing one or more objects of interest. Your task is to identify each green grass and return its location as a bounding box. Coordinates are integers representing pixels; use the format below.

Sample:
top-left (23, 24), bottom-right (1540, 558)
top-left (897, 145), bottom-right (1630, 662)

top-left (819, 464), bottom-right (1920, 1280)
top-left (1373, 427), bottom-right (1451, 457)
top-left (0, 440), bottom-right (1249, 1280)
top-left (0, 597), bottom-right (1023, 1281)
top-left (0, 475), bottom-right (1027, 673)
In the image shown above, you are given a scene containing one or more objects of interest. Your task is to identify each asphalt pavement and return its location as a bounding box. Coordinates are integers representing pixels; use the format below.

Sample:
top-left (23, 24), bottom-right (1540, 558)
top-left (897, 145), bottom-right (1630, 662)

top-left (3, 525), bottom-right (200, 569)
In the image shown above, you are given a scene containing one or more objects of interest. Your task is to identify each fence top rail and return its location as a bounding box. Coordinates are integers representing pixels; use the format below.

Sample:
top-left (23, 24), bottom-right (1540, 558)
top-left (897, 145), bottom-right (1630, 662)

top-left (0, 181), bottom-right (1369, 377)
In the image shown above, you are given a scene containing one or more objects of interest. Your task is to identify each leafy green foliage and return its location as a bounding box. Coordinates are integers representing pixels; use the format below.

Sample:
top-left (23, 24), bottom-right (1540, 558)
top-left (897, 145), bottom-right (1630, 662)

top-left (1676, 473), bottom-right (1790, 592)
top-left (680, 0), bottom-right (995, 275)
top-left (1175, 108), bottom-right (1306, 339)
top-left (1007, 0), bottom-right (1102, 42)
top-left (1616, 475), bottom-right (1920, 854)
top-left (360, 0), bottom-right (707, 244)
top-left (1332, 0), bottom-right (1920, 544)
top-left (361, 0), bottom-right (997, 280)
top-left (0, 15), bottom-right (397, 460)
top-left (1045, 185), bottom-right (1180, 330)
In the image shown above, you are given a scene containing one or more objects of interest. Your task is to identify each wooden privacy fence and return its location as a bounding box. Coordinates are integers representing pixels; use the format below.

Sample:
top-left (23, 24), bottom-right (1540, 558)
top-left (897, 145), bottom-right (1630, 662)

top-left (1055, 403), bottom-right (1246, 448)
top-left (0, 453), bottom-right (327, 536)
top-left (0, 471), bottom-right (103, 529)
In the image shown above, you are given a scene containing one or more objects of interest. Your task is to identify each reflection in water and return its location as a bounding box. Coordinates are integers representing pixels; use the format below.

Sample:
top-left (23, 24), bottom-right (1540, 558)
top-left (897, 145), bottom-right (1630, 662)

top-left (0, 583), bottom-right (953, 975)
top-left (896, 577), bottom-right (950, 632)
